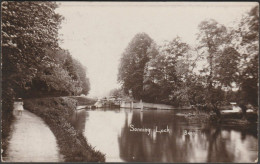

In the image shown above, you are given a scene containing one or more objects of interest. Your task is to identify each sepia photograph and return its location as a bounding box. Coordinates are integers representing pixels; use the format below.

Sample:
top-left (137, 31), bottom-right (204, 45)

top-left (1, 1), bottom-right (259, 163)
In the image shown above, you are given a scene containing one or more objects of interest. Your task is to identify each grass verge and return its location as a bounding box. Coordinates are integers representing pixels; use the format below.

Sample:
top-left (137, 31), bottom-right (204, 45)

top-left (24, 97), bottom-right (105, 162)
top-left (1, 111), bottom-right (14, 158)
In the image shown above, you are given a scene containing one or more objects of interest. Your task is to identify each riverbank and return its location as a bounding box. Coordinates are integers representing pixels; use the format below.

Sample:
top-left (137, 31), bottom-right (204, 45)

top-left (3, 110), bottom-right (62, 162)
top-left (176, 109), bottom-right (258, 127)
top-left (23, 97), bottom-right (105, 162)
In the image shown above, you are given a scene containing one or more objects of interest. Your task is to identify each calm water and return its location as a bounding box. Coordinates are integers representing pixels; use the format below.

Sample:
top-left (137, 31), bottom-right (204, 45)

top-left (71, 108), bottom-right (258, 162)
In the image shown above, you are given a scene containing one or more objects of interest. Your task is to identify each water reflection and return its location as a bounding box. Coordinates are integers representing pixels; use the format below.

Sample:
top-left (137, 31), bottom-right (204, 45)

top-left (70, 109), bottom-right (88, 133)
top-left (71, 108), bottom-right (258, 162)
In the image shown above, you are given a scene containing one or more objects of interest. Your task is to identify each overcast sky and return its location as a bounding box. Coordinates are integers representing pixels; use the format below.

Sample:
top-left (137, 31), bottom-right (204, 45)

top-left (56, 2), bottom-right (256, 98)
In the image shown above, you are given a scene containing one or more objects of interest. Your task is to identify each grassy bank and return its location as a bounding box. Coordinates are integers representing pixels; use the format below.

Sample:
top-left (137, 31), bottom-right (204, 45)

top-left (24, 97), bottom-right (105, 162)
top-left (1, 110), bottom-right (14, 157)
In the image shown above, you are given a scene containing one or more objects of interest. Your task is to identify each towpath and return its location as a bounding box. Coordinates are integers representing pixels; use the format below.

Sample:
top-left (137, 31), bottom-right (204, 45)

top-left (3, 110), bottom-right (63, 162)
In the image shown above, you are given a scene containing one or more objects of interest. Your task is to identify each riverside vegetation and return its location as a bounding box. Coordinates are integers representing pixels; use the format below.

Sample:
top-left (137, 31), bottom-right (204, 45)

top-left (24, 97), bottom-right (105, 162)
top-left (1, 2), bottom-right (94, 160)
top-left (115, 6), bottom-right (258, 122)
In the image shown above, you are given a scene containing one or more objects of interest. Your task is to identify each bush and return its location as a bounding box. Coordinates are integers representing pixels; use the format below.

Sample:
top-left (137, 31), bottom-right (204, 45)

top-left (1, 86), bottom-right (15, 157)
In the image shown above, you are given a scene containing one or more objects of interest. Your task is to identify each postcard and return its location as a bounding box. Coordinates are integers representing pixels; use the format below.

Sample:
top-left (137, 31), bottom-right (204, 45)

top-left (1, 1), bottom-right (258, 163)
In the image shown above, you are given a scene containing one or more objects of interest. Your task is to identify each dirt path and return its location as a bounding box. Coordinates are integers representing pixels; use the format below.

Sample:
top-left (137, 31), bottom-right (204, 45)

top-left (3, 110), bottom-right (63, 162)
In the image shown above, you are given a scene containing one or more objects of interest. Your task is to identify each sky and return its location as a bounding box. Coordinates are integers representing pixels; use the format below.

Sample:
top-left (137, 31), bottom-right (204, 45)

top-left (55, 2), bottom-right (257, 98)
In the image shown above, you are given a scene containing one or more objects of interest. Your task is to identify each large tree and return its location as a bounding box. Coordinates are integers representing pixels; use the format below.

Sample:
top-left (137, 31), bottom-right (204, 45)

top-left (118, 33), bottom-right (156, 100)
top-left (197, 19), bottom-right (228, 91)
top-left (196, 6), bottom-right (259, 118)
top-left (2, 1), bottom-right (91, 98)
top-left (238, 6), bottom-right (259, 105)
top-left (196, 19), bottom-right (231, 116)
top-left (2, 2), bottom-right (63, 93)
top-left (142, 36), bottom-right (191, 105)
top-left (234, 6), bottom-right (259, 115)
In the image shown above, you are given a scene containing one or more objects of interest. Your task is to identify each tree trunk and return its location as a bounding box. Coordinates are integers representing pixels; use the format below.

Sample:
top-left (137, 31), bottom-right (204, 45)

top-left (212, 103), bottom-right (221, 119)
top-left (238, 104), bottom-right (247, 120)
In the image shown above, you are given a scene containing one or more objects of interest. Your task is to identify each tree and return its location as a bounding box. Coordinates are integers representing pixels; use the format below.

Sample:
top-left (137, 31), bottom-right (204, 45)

top-left (72, 58), bottom-right (90, 95)
top-left (109, 88), bottom-right (127, 99)
top-left (196, 6), bottom-right (259, 118)
top-left (215, 47), bottom-right (240, 87)
top-left (142, 36), bottom-right (191, 105)
top-left (118, 33), bottom-right (156, 100)
top-left (236, 6), bottom-right (259, 109)
top-left (2, 2), bottom-right (63, 91)
top-left (2, 1), bottom-right (64, 98)
top-left (196, 19), bottom-right (229, 117)
top-left (27, 49), bottom-right (91, 96)
top-left (197, 19), bottom-right (228, 90)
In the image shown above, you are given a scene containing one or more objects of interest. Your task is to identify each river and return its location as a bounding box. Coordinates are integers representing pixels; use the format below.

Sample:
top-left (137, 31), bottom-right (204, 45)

top-left (70, 108), bottom-right (258, 163)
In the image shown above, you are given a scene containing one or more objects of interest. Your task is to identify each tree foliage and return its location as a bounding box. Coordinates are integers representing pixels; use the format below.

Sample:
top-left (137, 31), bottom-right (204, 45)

top-left (236, 6), bottom-right (259, 107)
top-left (117, 6), bottom-right (258, 114)
top-left (1, 1), bottom-right (91, 138)
top-left (2, 1), bottom-right (90, 98)
top-left (118, 33), bottom-right (157, 99)
top-left (196, 19), bottom-right (228, 93)
top-left (144, 37), bottom-right (191, 105)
